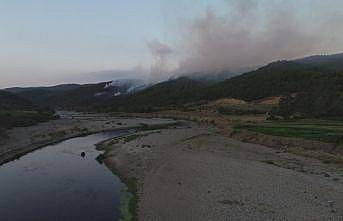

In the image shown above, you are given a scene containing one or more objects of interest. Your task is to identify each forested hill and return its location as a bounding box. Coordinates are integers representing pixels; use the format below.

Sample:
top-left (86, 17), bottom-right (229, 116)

top-left (103, 77), bottom-right (206, 112)
top-left (202, 59), bottom-right (343, 101)
top-left (0, 90), bottom-right (36, 110)
top-left (0, 90), bottom-right (55, 128)
top-left (105, 53), bottom-right (343, 117)
top-left (4, 53), bottom-right (343, 117)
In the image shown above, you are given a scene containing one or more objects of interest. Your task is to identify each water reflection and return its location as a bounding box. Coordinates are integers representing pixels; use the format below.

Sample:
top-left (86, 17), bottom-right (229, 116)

top-left (0, 131), bottom-right (128, 221)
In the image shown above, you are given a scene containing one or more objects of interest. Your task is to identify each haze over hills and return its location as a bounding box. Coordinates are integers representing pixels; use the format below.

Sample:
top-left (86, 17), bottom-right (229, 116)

top-left (5, 79), bottom-right (148, 110)
top-left (4, 52), bottom-right (343, 117)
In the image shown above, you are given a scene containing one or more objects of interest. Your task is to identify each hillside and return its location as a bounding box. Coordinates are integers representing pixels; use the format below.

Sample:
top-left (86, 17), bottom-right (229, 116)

top-left (0, 90), bottom-right (55, 128)
top-left (0, 90), bottom-right (36, 110)
top-left (104, 77), bottom-right (206, 112)
top-left (199, 54), bottom-right (343, 117)
top-left (7, 80), bottom-right (147, 110)
top-left (106, 53), bottom-right (343, 117)
top-left (202, 61), bottom-right (336, 101)
top-left (5, 53), bottom-right (343, 117)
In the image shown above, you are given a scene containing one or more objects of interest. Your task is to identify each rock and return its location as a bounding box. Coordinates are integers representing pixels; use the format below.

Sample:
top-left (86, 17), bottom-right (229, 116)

top-left (323, 173), bottom-right (330, 177)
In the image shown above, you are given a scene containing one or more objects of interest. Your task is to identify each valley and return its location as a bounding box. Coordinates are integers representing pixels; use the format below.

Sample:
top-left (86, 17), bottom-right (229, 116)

top-left (1, 53), bottom-right (343, 220)
top-left (2, 2), bottom-right (343, 220)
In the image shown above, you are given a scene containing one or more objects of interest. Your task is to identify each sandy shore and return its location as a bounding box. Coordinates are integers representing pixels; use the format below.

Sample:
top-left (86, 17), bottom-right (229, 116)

top-left (102, 121), bottom-right (343, 221)
top-left (0, 114), bottom-right (176, 165)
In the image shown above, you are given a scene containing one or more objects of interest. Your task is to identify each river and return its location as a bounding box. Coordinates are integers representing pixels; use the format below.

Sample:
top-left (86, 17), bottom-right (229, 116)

top-left (0, 130), bottom-right (130, 221)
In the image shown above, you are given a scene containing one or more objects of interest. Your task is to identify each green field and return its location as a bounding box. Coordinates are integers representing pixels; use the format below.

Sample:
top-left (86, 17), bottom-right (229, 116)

top-left (235, 119), bottom-right (343, 144)
top-left (0, 111), bottom-right (55, 128)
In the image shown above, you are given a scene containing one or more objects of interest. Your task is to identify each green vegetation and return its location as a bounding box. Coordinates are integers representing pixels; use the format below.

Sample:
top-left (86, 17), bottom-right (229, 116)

top-left (123, 177), bottom-right (138, 221)
top-left (105, 53), bottom-right (343, 117)
top-left (106, 77), bottom-right (206, 112)
top-left (236, 119), bottom-right (343, 144)
top-left (4, 53), bottom-right (343, 118)
top-left (105, 163), bottom-right (138, 221)
top-left (119, 195), bottom-right (134, 221)
top-left (0, 90), bottom-right (36, 110)
top-left (0, 110), bottom-right (55, 128)
top-left (0, 90), bottom-right (55, 129)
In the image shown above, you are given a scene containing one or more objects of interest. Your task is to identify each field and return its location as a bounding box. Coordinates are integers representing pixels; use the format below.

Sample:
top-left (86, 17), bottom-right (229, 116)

top-left (235, 119), bottom-right (343, 144)
top-left (0, 111), bottom-right (55, 128)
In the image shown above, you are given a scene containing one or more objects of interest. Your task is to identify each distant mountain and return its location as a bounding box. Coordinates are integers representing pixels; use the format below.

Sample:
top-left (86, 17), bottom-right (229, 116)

top-left (5, 84), bottom-right (81, 94)
top-left (6, 79), bottom-right (147, 110)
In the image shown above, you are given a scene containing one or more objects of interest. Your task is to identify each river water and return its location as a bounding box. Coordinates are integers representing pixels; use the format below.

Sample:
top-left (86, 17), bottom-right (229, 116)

top-left (0, 131), bottom-right (130, 221)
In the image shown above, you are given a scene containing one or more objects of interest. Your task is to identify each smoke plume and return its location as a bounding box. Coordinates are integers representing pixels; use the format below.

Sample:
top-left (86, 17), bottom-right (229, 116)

top-left (150, 0), bottom-right (343, 77)
top-left (146, 40), bottom-right (174, 82)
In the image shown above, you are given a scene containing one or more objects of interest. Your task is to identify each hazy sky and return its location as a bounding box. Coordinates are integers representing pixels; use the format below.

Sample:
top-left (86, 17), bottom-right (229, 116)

top-left (1, 0), bottom-right (343, 88)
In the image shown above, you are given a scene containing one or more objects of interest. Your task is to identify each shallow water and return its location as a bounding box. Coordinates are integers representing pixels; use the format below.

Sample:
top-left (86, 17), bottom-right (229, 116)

top-left (0, 131), bottom-right (129, 221)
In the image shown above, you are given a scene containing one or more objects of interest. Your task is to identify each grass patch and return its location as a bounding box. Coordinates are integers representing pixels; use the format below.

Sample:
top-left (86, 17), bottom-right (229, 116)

top-left (119, 195), bottom-right (135, 221)
top-left (235, 119), bottom-right (343, 144)
top-left (105, 164), bottom-right (138, 221)
top-left (124, 177), bottom-right (138, 221)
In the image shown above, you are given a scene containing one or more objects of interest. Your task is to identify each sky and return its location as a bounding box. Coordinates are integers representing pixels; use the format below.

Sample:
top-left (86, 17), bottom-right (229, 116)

top-left (0, 0), bottom-right (343, 88)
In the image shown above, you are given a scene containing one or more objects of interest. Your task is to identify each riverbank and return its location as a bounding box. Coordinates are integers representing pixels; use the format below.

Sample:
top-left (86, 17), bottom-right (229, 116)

top-left (101, 121), bottom-right (343, 220)
top-left (0, 114), bottom-right (176, 165)
top-left (118, 111), bottom-right (343, 165)
top-left (2, 114), bottom-right (343, 220)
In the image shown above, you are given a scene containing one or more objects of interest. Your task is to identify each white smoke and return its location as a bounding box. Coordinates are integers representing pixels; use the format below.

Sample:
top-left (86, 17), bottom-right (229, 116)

top-left (149, 0), bottom-right (343, 77)
top-left (146, 40), bottom-right (174, 82)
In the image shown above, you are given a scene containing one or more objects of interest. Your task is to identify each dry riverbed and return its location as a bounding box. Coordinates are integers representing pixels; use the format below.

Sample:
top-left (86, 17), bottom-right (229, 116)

top-left (101, 121), bottom-right (343, 221)
top-left (1, 115), bottom-right (343, 220)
